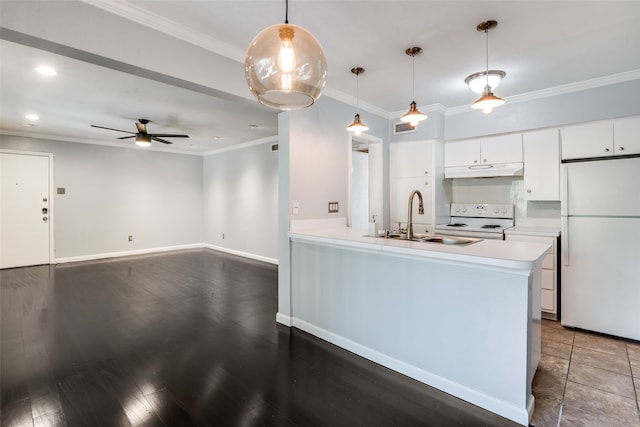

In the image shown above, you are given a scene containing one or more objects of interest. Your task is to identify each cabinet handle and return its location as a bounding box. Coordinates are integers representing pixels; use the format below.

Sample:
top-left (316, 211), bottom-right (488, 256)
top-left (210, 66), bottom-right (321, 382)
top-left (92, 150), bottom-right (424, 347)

top-left (424, 170), bottom-right (429, 175)
top-left (483, 158), bottom-right (487, 163)
top-left (527, 189), bottom-right (532, 193)
top-left (604, 148), bottom-right (610, 152)
top-left (473, 160), bottom-right (478, 164)
top-left (619, 146), bottom-right (625, 151)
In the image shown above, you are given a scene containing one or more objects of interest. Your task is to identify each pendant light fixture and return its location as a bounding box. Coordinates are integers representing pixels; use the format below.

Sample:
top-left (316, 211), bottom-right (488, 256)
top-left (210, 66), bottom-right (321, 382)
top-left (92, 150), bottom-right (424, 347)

top-left (245, 0), bottom-right (328, 110)
top-left (346, 67), bottom-right (369, 135)
top-left (400, 47), bottom-right (427, 127)
top-left (470, 20), bottom-right (505, 114)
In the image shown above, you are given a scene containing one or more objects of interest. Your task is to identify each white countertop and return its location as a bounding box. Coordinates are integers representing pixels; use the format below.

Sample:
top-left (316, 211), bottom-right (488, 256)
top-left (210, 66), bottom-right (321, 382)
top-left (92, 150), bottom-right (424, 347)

top-left (290, 226), bottom-right (551, 271)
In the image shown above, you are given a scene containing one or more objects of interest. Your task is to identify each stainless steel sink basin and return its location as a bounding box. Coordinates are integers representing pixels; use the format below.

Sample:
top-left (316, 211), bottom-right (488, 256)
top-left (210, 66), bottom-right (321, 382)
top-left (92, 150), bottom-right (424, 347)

top-left (382, 233), bottom-right (479, 246)
top-left (418, 236), bottom-right (478, 245)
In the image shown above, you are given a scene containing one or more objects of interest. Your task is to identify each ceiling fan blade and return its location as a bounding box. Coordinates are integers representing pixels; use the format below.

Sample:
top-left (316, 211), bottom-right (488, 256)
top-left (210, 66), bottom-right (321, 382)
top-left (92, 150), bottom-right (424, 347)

top-left (117, 135), bottom-right (136, 140)
top-left (149, 134), bottom-right (189, 138)
top-left (151, 137), bottom-right (173, 145)
top-left (91, 124), bottom-right (135, 134)
top-left (136, 122), bottom-right (147, 133)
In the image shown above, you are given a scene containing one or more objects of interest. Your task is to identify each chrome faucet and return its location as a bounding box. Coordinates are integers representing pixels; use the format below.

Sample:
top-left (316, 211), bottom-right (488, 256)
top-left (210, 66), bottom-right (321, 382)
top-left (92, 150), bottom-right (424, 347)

top-left (407, 189), bottom-right (424, 240)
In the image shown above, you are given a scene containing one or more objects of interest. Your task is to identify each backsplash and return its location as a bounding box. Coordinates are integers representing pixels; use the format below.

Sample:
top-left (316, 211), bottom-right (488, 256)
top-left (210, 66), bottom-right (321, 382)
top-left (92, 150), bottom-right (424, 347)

top-left (451, 177), bottom-right (560, 222)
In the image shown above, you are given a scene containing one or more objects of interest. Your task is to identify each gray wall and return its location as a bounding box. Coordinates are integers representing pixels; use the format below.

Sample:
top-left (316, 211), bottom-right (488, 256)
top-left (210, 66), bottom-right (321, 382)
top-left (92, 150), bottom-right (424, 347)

top-left (203, 142), bottom-right (278, 261)
top-left (445, 79), bottom-right (640, 140)
top-left (1, 135), bottom-right (203, 259)
top-left (287, 95), bottom-right (388, 221)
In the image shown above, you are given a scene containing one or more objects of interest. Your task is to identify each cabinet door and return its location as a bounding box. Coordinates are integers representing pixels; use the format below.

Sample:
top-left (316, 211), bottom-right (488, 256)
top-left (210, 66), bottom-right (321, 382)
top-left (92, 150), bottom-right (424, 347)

top-left (390, 140), bottom-right (432, 178)
top-left (480, 134), bottom-right (523, 164)
top-left (444, 139), bottom-right (480, 167)
top-left (523, 129), bottom-right (560, 200)
top-left (614, 116), bottom-right (640, 156)
top-left (561, 121), bottom-right (614, 160)
top-left (390, 177), bottom-right (432, 228)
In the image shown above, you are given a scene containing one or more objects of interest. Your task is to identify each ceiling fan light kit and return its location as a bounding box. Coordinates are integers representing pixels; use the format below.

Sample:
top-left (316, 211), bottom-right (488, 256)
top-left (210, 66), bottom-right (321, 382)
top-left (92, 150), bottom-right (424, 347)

top-left (400, 47), bottom-right (427, 127)
top-left (91, 118), bottom-right (189, 147)
top-left (245, 0), bottom-right (327, 110)
top-left (346, 67), bottom-right (369, 135)
top-left (469, 20), bottom-right (506, 114)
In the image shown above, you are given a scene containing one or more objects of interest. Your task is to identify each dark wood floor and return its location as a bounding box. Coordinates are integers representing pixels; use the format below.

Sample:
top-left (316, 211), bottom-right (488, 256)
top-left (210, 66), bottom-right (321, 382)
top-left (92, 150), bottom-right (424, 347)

top-left (1, 249), bottom-right (521, 426)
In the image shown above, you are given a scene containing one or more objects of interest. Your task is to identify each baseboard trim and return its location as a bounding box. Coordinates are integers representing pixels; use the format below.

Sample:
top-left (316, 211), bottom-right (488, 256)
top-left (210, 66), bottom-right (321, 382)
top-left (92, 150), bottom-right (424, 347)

top-left (203, 244), bottom-right (278, 265)
top-left (275, 312), bottom-right (292, 326)
top-left (55, 243), bottom-right (278, 265)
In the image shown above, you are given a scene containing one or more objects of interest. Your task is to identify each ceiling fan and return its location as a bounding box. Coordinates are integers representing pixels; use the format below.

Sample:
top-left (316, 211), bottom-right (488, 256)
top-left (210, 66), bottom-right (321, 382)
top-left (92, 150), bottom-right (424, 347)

top-left (90, 118), bottom-right (189, 147)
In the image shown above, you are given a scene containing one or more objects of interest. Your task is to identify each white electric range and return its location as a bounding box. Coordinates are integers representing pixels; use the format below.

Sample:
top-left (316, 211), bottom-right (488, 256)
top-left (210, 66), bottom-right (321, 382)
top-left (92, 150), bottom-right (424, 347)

top-left (435, 203), bottom-right (514, 240)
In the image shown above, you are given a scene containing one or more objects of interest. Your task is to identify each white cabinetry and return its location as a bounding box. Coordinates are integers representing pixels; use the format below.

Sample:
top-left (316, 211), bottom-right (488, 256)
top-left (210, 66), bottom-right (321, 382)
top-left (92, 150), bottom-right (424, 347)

top-left (614, 116), bottom-right (640, 155)
top-left (523, 129), bottom-right (560, 201)
top-left (390, 140), bottom-right (444, 234)
top-left (445, 134), bottom-right (523, 167)
top-left (505, 233), bottom-right (558, 318)
top-left (561, 116), bottom-right (640, 160)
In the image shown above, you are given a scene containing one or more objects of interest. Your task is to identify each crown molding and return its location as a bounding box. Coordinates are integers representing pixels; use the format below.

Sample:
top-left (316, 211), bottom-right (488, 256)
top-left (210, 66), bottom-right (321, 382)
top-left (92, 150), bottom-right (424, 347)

top-left (322, 87), bottom-right (390, 119)
top-left (446, 69), bottom-right (640, 116)
top-left (0, 129), bottom-right (203, 156)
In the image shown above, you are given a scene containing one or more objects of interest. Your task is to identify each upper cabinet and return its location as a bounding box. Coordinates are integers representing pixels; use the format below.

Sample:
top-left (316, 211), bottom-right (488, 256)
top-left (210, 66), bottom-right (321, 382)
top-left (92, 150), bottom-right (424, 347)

top-left (523, 129), bottom-right (560, 201)
top-left (390, 140), bottom-right (433, 178)
top-left (614, 116), bottom-right (640, 155)
top-left (561, 116), bottom-right (640, 160)
top-left (444, 134), bottom-right (523, 167)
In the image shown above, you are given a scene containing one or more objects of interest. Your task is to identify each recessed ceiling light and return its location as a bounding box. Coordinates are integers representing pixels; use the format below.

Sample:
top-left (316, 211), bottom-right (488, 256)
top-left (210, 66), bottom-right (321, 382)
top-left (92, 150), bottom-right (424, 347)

top-left (25, 113), bottom-right (40, 121)
top-left (35, 65), bottom-right (58, 76)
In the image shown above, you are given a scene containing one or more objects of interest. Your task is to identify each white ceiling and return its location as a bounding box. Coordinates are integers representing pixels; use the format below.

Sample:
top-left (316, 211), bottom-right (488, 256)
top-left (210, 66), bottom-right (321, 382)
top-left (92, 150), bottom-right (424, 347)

top-left (1, 1), bottom-right (640, 153)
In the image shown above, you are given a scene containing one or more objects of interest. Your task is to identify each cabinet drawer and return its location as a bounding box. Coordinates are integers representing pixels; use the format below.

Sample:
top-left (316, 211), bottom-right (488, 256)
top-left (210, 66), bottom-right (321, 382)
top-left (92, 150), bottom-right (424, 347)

top-left (541, 289), bottom-right (555, 312)
top-left (541, 253), bottom-right (555, 270)
top-left (541, 269), bottom-right (554, 291)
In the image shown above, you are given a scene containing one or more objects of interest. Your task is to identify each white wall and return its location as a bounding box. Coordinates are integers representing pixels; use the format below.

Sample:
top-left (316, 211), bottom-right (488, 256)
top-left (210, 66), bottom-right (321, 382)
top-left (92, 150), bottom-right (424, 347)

top-left (203, 141), bottom-right (278, 262)
top-left (0, 135), bottom-right (203, 260)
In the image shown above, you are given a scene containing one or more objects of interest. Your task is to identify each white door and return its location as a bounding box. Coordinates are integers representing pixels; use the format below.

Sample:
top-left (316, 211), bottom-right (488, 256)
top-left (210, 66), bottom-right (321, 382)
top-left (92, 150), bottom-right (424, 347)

top-left (1, 152), bottom-right (52, 268)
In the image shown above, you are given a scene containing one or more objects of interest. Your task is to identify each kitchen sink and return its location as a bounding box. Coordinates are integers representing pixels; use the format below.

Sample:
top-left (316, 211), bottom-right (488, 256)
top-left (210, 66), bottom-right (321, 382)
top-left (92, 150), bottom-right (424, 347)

top-left (382, 233), bottom-right (479, 246)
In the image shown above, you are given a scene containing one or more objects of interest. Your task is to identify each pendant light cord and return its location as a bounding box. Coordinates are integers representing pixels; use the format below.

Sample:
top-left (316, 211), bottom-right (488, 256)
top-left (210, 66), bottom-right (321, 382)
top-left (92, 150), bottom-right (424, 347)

top-left (485, 29), bottom-right (490, 89)
top-left (411, 54), bottom-right (416, 102)
top-left (285, 0), bottom-right (289, 23)
top-left (356, 72), bottom-right (360, 112)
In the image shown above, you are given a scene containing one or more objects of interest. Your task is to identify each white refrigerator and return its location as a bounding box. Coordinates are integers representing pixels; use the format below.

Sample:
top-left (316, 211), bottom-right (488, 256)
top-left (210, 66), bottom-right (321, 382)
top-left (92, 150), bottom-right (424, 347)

top-left (561, 157), bottom-right (640, 341)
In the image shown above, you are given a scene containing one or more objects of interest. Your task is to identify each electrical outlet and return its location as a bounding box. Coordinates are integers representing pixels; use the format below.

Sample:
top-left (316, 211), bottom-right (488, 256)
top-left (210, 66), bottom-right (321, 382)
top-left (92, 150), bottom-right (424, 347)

top-left (128, 235), bottom-right (133, 242)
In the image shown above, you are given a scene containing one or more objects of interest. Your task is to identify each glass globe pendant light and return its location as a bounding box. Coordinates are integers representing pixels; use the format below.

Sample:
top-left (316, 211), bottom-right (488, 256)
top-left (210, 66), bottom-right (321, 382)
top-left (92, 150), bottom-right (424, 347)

top-left (400, 47), bottom-right (427, 127)
top-left (245, 0), bottom-right (328, 110)
top-left (471, 20), bottom-right (506, 114)
top-left (346, 67), bottom-right (369, 135)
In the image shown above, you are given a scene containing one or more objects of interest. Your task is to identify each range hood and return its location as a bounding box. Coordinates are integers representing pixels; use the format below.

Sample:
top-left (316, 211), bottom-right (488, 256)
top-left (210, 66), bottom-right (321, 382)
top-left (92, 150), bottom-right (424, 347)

top-left (445, 162), bottom-right (524, 179)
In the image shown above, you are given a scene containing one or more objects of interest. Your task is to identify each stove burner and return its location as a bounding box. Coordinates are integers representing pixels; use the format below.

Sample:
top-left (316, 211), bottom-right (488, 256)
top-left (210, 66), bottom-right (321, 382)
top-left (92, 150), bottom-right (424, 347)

top-left (481, 224), bottom-right (502, 229)
top-left (447, 223), bottom-right (468, 227)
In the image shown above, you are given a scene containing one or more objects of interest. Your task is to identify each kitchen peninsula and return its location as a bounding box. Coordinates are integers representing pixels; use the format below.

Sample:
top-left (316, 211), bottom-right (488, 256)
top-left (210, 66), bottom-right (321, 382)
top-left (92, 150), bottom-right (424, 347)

top-left (283, 223), bottom-right (551, 426)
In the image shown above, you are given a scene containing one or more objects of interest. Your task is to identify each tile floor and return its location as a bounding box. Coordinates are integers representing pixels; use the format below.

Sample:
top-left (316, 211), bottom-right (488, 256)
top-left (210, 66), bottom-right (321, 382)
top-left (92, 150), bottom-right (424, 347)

top-left (532, 319), bottom-right (640, 427)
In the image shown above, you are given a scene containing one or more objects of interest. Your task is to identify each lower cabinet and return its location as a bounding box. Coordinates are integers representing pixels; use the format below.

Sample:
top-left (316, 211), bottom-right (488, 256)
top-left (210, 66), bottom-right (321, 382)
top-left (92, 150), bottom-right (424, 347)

top-left (505, 233), bottom-right (559, 319)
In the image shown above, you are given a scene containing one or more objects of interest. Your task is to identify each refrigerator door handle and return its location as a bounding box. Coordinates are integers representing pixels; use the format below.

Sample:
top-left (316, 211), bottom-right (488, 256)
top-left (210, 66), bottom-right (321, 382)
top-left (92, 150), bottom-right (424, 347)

top-left (560, 165), bottom-right (568, 217)
top-left (561, 216), bottom-right (569, 267)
